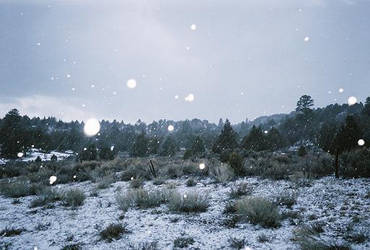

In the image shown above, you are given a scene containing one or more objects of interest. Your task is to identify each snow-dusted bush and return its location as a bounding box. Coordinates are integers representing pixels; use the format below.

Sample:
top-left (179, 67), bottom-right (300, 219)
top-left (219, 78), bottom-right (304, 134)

top-left (62, 188), bottom-right (86, 208)
top-left (340, 148), bottom-right (370, 178)
top-left (236, 197), bottom-right (281, 228)
top-left (274, 191), bottom-right (297, 208)
top-left (168, 191), bottom-right (209, 213)
top-left (30, 188), bottom-right (61, 208)
top-left (229, 182), bottom-right (253, 199)
top-left (0, 181), bottom-right (44, 198)
top-left (116, 189), bottom-right (170, 211)
top-left (209, 164), bottom-right (234, 183)
top-left (129, 178), bottom-right (145, 189)
top-left (173, 237), bottom-right (195, 248)
top-left (100, 223), bottom-right (128, 242)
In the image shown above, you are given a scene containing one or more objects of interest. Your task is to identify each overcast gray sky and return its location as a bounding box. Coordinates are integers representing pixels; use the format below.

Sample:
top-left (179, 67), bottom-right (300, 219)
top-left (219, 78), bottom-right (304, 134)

top-left (0, 0), bottom-right (369, 123)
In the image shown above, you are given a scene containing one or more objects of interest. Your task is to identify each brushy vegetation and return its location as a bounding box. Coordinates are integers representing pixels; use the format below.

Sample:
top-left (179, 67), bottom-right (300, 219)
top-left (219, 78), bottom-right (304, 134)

top-left (209, 164), bottom-right (234, 183)
top-left (236, 197), bottom-right (281, 228)
top-left (0, 181), bottom-right (45, 198)
top-left (62, 189), bottom-right (86, 208)
top-left (168, 191), bottom-right (209, 213)
top-left (0, 227), bottom-right (25, 237)
top-left (229, 182), bottom-right (253, 199)
top-left (116, 188), bottom-right (170, 211)
top-left (100, 223), bottom-right (128, 242)
top-left (173, 237), bottom-right (195, 248)
top-left (293, 225), bottom-right (350, 250)
top-left (274, 191), bottom-right (297, 208)
top-left (30, 188), bottom-right (61, 208)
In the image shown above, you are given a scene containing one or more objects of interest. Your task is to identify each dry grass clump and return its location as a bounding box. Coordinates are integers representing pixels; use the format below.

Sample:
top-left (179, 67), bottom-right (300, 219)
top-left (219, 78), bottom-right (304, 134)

top-left (0, 181), bottom-right (45, 198)
top-left (168, 191), bottom-right (209, 213)
top-left (100, 223), bottom-right (128, 242)
top-left (62, 188), bottom-right (86, 208)
top-left (209, 164), bottom-right (234, 183)
top-left (236, 196), bottom-right (281, 228)
top-left (116, 188), bottom-right (170, 211)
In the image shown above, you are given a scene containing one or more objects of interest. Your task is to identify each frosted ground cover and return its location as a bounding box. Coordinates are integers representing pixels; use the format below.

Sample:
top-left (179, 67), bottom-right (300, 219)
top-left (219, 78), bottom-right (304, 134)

top-left (0, 176), bottom-right (368, 249)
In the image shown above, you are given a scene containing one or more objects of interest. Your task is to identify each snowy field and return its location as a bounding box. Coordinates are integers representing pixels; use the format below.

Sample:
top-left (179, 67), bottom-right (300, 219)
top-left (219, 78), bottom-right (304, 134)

top-left (0, 149), bottom-right (74, 165)
top-left (0, 176), bottom-right (369, 250)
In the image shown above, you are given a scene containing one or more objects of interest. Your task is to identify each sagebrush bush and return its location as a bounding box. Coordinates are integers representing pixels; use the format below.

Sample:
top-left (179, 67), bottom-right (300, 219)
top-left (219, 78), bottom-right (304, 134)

top-left (236, 197), bottom-right (281, 228)
top-left (229, 182), bottom-right (253, 199)
top-left (96, 175), bottom-right (115, 189)
top-left (30, 188), bottom-right (61, 208)
top-left (173, 237), bottom-right (195, 248)
top-left (293, 225), bottom-right (350, 250)
top-left (100, 223), bottom-right (128, 242)
top-left (229, 152), bottom-right (245, 176)
top-left (210, 164), bottom-right (234, 183)
top-left (121, 165), bottom-right (151, 181)
top-left (0, 227), bottom-right (25, 237)
top-left (186, 178), bottom-right (196, 187)
top-left (62, 189), bottom-right (86, 207)
top-left (274, 191), bottom-right (297, 208)
top-left (0, 181), bottom-right (44, 198)
top-left (168, 191), bottom-right (209, 213)
top-left (244, 156), bottom-right (292, 180)
top-left (340, 148), bottom-right (370, 178)
top-left (130, 178), bottom-right (145, 189)
top-left (116, 189), bottom-right (170, 211)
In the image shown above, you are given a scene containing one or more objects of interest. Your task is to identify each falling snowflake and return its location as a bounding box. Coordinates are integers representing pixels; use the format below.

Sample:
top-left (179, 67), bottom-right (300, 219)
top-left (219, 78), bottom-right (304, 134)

top-left (127, 79), bottom-right (137, 89)
top-left (17, 152), bottom-right (24, 158)
top-left (190, 24), bottom-right (197, 31)
top-left (338, 88), bottom-right (344, 93)
top-left (358, 139), bottom-right (365, 146)
top-left (174, 95), bottom-right (179, 99)
top-left (347, 96), bottom-right (357, 106)
top-left (168, 125), bottom-right (174, 132)
top-left (110, 146), bottom-right (115, 151)
top-left (66, 74), bottom-right (71, 78)
top-left (199, 163), bottom-right (206, 170)
top-left (49, 176), bottom-right (57, 185)
top-left (91, 84), bottom-right (95, 88)
top-left (185, 94), bottom-right (195, 102)
top-left (71, 87), bottom-right (76, 91)
top-left (304, 36), bottom-right (310, 42)
top-left (84, 118), bottom-right (101, 136)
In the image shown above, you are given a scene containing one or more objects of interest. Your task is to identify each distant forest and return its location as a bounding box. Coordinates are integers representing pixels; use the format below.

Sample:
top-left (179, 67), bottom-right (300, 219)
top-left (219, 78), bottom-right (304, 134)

top-left (0, 95), bottom-right (369, 164)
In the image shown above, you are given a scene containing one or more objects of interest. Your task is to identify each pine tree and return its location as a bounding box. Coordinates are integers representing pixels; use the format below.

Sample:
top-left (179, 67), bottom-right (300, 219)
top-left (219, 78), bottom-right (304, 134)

top-left (212, 119), bottom-right (238, 154)
top-left (332, 115), bottom-right (362, 178)
top-left (159, 136), bottom-right (178, 156)
top-left (363, 97), bottom-right (370, 116)
top-left (242, 126), bottom-right (266, 151)
top-left (131, 133), bottom-right (148, 157)
top-left (296, 95), bottom-right (314, 114)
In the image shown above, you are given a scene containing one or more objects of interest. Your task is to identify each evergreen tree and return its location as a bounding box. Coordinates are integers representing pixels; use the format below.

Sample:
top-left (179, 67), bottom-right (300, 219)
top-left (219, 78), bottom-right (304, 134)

top-left (363, 97), bottom-right (370, 116)
top-left (296, 95), bottom-right (314, 114)
top-left (0, 109), bottom-right (29, 158)
top-left (212, 119), bottom-right (238, 154)
top-left (131, 133), bottom-right (148, 157)
top-left (265, 127), bottom-right (286, 150)
top-left (242, 126), bottom-right (266, 151)
top-left (332, 115), bottom-right (362, 178)
top-left (159, 136), bottom-right (178, 156)
top-left (99, 146), bottom-right (116, 160)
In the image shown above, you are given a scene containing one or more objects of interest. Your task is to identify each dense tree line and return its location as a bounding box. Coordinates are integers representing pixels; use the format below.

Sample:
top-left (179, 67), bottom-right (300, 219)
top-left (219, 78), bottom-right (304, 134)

top-left (1, 96), bottom-right (369, 172)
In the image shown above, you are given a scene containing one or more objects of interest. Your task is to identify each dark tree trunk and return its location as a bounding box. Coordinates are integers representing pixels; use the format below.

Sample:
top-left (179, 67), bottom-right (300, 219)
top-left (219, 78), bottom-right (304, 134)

top-left (334, 150), bottom-right (339, 178)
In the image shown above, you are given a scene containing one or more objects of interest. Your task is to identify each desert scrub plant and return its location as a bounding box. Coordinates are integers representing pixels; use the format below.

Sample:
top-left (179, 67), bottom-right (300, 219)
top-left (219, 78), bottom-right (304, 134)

top-left (62, 188), bottom-right (86, 208)
top-left (116, 189), bottom-right (170, 211)
top-left (210, 164), bottom-right (234, 183)
top-left (96, 175), bottom-right (115, 189)
top-left (173, 237), bottom-right (195, 248)
top-left (293, 225), bottom-right (350, 250)
top-left (61, 244), bottom-right (82, 250)
top-left (168, 191), bottom-right (209, 213)
top-left (0, 181), bottom-right (44, 198)
top-left (130, 178), bottom-right (145, 189)
top-left (152, 177), bottom-right (166, 186)
top-left (229, 182), bottom-right (253, 199)
top-left (229, 152), bottom-right (245, 176)
top-left (229, 237), bottom-right (246, 249)
top-left (185, 178), bottom-right (196, 187)
top-left (236, 197), bottom-right (281, 228)
top-left (30, 188), bottom-right (61, 208)
top-left (274, 191), bottom-right (297, 208)
top-left (0, 227), bottom-right (25, 237)
top-left (100, 223), bottom-right (128, 242)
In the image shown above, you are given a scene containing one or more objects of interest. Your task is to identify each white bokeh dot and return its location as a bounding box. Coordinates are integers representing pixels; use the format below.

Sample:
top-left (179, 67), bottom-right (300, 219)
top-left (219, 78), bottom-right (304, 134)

top-left (358, 139), bottom-right (365, 146)
top-left (126, 79), bottom-right (137, 89)
top-left (348, 96), bottom-right (357, 106)
top-left (84, 118), bottom-right (101, 136)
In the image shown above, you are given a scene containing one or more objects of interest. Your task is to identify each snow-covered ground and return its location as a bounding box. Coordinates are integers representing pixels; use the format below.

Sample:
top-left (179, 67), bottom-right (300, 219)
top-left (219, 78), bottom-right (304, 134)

top-left (0, 149), bottom-right (74, 165)
top-left (0, 177), bottom-right (369, 250)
